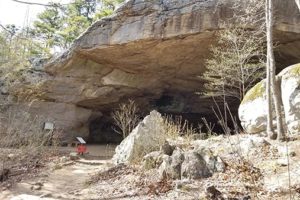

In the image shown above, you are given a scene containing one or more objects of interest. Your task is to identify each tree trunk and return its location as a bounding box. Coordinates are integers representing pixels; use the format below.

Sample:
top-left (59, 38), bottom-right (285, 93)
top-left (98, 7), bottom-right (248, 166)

top-left (265, 0), bottom-right (275, 139)
top-left (266, 0), bottom-right (285, 140)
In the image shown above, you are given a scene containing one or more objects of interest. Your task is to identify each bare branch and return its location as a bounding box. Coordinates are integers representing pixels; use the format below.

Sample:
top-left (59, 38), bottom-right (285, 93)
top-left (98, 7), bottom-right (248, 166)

top-left (0, 24), bottom-right (13, 35)
top-left (111, 100), bottom-right (140, 139)
top-left (11, 0), bottom-right (67, 7)
top-left (203, 0), bottom-right (266, 101)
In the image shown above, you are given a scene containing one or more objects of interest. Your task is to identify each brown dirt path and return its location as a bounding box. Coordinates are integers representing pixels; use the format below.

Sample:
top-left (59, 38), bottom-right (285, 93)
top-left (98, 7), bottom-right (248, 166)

top-left (0, 145), bottom-right (116, 200)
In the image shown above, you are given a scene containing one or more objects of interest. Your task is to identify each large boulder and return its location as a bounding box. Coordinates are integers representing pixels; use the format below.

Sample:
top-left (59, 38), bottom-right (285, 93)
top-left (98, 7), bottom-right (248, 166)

top-left (280, 63), bottom-right (300, 134)
top-left (239, 63), bottom-right (300, 135)
top-left (238, 80), bottom-right (268, 134)
top-left (112, 110), bottom-right (166, 164)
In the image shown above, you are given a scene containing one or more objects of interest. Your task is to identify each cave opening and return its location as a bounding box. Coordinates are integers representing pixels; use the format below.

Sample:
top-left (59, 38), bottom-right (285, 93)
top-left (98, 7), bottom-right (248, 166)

top-left (88, 115), bottom-right (123, 144)
top-left (86, 92), bottom-right (240, 144)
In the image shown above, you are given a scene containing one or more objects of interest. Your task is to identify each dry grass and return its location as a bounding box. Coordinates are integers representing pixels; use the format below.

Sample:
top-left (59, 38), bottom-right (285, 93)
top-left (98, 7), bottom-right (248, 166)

top-left (162, 115), bottom-right (198, 141)
top-left (0, 104), bottom-right (59, 187)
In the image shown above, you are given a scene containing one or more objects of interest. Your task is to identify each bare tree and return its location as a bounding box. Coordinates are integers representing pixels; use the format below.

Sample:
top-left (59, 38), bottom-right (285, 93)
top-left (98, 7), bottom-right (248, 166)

top-left (203, 28), bottom-right (265, 101)
top-left (111, 100), bottom-right (140, 139)
top-left (265, 0), bottom-right (285, 140)
top-left (265, 0), bottom-right (275, 139)
top-left (204, 0), bottom-right (266, 101)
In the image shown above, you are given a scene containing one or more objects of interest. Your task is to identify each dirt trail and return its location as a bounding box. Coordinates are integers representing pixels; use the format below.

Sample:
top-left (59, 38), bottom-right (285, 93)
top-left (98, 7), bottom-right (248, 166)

top-left (0, 145), bottom-right (116, 200)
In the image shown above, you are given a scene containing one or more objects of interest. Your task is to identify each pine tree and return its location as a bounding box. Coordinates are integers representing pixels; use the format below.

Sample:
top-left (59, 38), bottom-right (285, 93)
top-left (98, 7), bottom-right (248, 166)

top-left (32, 0), bottom-right (125, 51)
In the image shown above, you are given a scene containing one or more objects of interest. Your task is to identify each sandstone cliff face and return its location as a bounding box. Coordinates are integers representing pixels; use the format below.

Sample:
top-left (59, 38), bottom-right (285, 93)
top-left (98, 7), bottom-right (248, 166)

top-left (5, 0), bottom-right (300, 143)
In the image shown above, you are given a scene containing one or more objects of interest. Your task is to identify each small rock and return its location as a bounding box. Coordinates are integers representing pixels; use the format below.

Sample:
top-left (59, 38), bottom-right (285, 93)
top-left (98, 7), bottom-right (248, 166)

top-left (290, 151), bottom-right (296, 157)
top-left (198, 148), bottom-right (226, 173)
top-left (0, 169), bottom-right (10, 182)
top-left (69, 152), bottom-right (79, 160)
top-left (1, 87), bottom-right (9, 95)
top-left (239, 136), bottom-right (270, 156)
top-left (181, 151), bottom-right (211, 179)
top-left (7, 154), bottom-right (15, 159)
top-left (277, 145), bottom-right (296, 157)
top-left (277, 158), bottom-right (289, 166)
top-left (31, 185), bottom-right (42, 191)
top-left (40, 192), bottom-right (52, 198)
top-left (34, 182), bottom-right (43, 186)
top-left (142, 151), bottom-right (163, 170)
top-left (192, 133), bottom-right (207, 140)
top-left (174, 179), bottom-right (192, 190)
top-left (160, 141), bottom-right (175, 156)
top-left (159, 148), bottom-right (184, 179)
top-left (60, 156), bottom-right (69, 162)
top-left (242, 195), bottom-right (251, 200)
top-left (205, 185), bottom-right (223, 200)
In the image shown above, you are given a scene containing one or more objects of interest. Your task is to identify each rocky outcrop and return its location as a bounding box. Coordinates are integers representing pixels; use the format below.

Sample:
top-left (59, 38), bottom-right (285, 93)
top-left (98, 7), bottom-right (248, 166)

top-left (4, 0), bottom-right (300, 142)
top-left (42, 0), bottom-right (300, 109)
top-left (0, 101), bottom-right (94, 141)
top-left (112, 110), bottom-right (166, 164)
top-left (159, 147), bottom-right (225, 180)
top-left (239, 63), bottom-right (300, 135)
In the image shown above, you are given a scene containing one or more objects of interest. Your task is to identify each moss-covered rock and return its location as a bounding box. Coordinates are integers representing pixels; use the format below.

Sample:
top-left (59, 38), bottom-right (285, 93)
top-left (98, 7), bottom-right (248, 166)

top-left (281, 63), bottom-right (300, 134)
top-left (241, 80), bottom-right (265, 105)
top-left (239, 63), bottom-right (300, 135)
top-left (286, 63), bottom-right (300, 77)
top-left (239, 79), bottom-right (268, 134)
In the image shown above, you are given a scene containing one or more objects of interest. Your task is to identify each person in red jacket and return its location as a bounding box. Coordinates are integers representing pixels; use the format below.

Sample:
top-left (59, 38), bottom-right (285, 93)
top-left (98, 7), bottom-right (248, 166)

top-left (77, 144), bottom-right (87, 155)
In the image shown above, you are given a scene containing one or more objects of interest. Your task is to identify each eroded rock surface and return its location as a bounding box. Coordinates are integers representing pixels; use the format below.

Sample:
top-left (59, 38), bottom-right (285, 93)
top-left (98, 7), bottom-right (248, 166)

top-left (158, 146), bottom-right (225, 180)
top-left (112, 110), bottom-right (166, 164)
top-left (3, 0), bottom-right (300, 142)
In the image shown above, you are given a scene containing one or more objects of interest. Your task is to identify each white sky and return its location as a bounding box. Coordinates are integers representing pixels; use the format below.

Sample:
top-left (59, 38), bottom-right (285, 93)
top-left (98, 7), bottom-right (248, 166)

top-left (0, 0), bottom-right (71, 27)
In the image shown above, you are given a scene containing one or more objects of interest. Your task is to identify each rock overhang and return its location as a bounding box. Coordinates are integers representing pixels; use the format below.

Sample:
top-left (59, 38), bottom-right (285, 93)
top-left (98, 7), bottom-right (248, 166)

top-left (7, 0), bottom-right (300, 142)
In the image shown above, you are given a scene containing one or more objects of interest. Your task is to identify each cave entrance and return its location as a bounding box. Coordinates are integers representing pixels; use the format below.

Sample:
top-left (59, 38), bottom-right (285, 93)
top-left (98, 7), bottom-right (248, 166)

top-left (153, 93), bottom-right (241, 134)
top-left (85, 93), bottom-right (240, 144)
top-left (88, 115), bottom-right (123, 144)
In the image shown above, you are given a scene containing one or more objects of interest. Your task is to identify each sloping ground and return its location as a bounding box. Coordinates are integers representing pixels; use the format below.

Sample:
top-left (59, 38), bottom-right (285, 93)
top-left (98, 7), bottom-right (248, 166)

top-left (1, 162), bottom-right (109, 200)
top-left (0, 145), bottom-right (116, 200)
top-left (1, 135), bottom-right (300, 200)
top-left (86, 134), bottom-right (300, 199)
